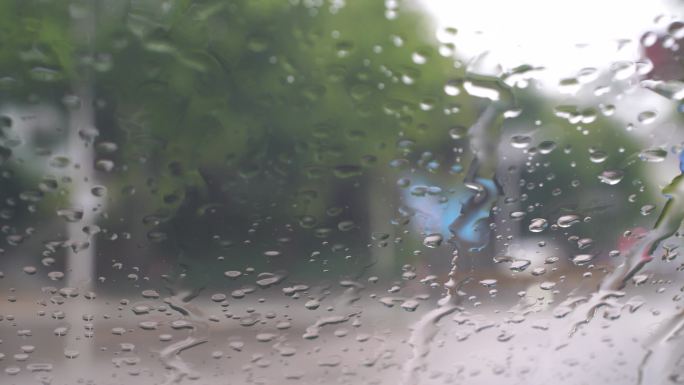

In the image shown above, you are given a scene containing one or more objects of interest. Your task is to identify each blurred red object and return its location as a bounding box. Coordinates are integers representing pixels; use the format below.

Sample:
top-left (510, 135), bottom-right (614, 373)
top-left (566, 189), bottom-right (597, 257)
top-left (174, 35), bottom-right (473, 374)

top-left (618, 226), bottom-right (652, 261)
top-left (642, 22), bottom-right (684, 81)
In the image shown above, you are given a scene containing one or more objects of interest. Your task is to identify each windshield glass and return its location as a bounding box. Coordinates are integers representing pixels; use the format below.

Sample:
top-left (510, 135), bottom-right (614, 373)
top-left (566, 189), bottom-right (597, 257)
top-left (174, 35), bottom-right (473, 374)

top-left (1, 1), bottom-right (684, 384)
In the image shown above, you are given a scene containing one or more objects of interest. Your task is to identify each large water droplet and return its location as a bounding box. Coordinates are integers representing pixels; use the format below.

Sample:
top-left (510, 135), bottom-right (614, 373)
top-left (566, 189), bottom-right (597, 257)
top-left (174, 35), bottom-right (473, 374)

top-left (510, 135), bottom-right (532, 149)
top-left (557, 215), bottom-right (582, 228)
top-left (572, 254), bottom-right (595, 265)
top-left (423, 233), bottom-right (443, 248)
top-left (598, 170), bottom-right (624, 185)
top-left (528, 218), bottom-right (548, 233)
top-left (639, 148), bottom-right (667, 162)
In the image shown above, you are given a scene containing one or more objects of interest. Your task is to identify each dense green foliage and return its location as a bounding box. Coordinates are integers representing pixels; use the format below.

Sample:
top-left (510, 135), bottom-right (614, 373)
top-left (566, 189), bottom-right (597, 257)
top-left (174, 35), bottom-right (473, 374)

top-left (0, 0), bottom-right (655, 282)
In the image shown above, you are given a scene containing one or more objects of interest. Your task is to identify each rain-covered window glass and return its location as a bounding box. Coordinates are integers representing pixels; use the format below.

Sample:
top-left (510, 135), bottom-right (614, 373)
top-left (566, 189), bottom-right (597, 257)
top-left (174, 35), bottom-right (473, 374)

top-left (2, 0), bottom-right (684, 384)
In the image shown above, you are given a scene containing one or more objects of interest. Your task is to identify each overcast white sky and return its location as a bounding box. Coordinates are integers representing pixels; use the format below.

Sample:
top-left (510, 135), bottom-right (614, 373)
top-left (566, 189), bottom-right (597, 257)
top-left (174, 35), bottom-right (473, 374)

top-left (414, 0), bottom-right (684, 183)
top-left (416, 0), bottom-right (679, 90)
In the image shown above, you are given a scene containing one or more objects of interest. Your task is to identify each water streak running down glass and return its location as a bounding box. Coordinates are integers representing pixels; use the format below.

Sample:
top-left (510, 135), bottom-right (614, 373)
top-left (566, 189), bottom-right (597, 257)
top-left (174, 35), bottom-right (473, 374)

top-left (2, 0), bottom-right (684, 384)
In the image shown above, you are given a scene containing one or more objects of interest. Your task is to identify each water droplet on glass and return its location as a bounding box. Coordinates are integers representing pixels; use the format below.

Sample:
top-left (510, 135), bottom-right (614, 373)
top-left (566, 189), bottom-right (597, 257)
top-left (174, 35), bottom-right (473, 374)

top-left (641, 204), bottom-right (656, 216)
top-left (557, 214), bottom-right (582, 228)
top-left (598, 170), bottom-right (624, 185)
top-left (639, 148), bottom-right (667, 162)
top-left (56, 208), bottom-right (84, 222)
top-left (444, 79), bottom-right (461, 96)
top-left (637, 110), bottom-right (657, 124)
top-left (510, 135), bottom-right (532, 149)
top-left (423, 233), bottom-right (443, 248)
top-left (528, 218), bottom-right (548, 233)
top-left (641, 79), bottom-right (684, 100)
top-left (572, 254), bottom-right (595, 265)
top-left (449, 126), bottom-right (467, 140)
top-left (589, 151), bottom-right (608, 163)
top-left (510, 259), bottom-right (531, 272)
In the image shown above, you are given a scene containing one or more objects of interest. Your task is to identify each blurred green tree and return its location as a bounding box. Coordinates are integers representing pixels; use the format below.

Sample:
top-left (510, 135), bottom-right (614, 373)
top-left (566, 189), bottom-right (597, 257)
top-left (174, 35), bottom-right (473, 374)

top-left (0, 0), bottom-right (652, 285)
